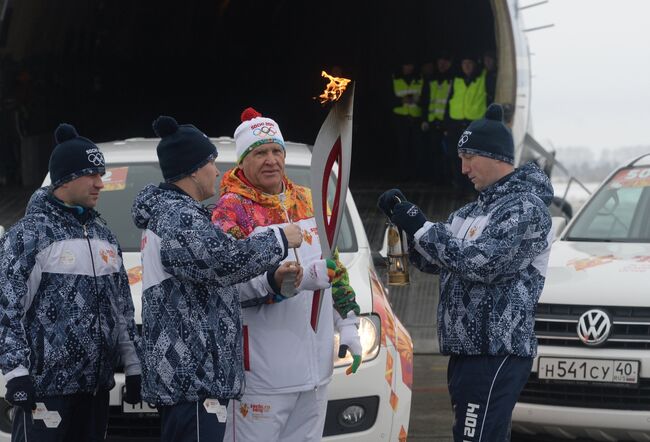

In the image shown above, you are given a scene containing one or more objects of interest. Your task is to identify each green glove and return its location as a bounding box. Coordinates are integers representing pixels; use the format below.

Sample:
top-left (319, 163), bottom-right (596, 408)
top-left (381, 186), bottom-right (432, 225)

top-left (326, 257), bottom-right (349, 286)
top-left (332, 282), bottom-right (360, 317)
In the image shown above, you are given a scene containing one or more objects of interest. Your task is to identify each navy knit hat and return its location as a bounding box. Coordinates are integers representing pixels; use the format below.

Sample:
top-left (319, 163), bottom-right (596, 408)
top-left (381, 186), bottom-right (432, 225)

top-left (456, 103), bottom-right (514, 164)
top-left (49, 123), bottom-right (105, 188)
top-left (152, 116), bottom-right (218, 183)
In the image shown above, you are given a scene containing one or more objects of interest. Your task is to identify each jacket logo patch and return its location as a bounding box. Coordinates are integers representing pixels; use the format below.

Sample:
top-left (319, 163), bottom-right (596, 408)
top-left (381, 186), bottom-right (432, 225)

top-left (60, 250), bottom-right (75, 265)
top-left (99, 248), bottom-right (117, 264)
top-left (240, 402), bottom-right (272, 420)
top-left (127, 266), bottom-right (143, 285)
top-left (303, 229), bottom-right (313, 245)
top-left (468, 226), bottom-right (478, 238)
top-left (251, 403), bottom-right (271, 415)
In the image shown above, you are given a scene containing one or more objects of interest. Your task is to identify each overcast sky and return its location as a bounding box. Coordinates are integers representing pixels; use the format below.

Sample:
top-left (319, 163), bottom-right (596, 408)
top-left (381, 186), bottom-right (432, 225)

top-left (521, 0), bottom-right (650, 150)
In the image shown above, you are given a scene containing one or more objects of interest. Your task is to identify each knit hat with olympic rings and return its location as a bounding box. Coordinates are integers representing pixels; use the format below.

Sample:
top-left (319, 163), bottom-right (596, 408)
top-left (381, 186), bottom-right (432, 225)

top-left (49, 123), bottom-right (106, 188)
top-left (234, 107), bottom-right (285, 164)
top-left (456, 103), bottom-right (514, 164)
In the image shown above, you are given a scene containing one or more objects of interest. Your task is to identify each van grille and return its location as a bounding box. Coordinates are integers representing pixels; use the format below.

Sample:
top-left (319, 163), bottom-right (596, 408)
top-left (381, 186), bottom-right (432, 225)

top-left (535, 304), bottom-right (650, 350)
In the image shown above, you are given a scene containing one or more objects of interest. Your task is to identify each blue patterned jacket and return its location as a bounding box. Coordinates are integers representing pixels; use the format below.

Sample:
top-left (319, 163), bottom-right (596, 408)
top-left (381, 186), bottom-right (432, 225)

top-left (410, 162), bottom-right (553, 357)
top-left (132, 184), bottom-right (287, 405)
top-left (0, 188), bottom-right (140, 397)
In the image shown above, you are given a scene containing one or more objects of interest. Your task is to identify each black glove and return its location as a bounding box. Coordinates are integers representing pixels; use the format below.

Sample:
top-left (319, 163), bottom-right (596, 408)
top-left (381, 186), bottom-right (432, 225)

top-left (377, 189), bottom-right (408, 218)
top-left (5, 375), bottom-right (36, 412)
top-left (391, 201), bottom-right (427, 236)
top-left (124, 375), bottom-right (142, 405)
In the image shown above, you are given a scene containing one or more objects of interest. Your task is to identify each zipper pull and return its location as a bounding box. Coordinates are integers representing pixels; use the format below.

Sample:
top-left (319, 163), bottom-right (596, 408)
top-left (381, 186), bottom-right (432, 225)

top-left (83, 224), bottom-right (88, 237)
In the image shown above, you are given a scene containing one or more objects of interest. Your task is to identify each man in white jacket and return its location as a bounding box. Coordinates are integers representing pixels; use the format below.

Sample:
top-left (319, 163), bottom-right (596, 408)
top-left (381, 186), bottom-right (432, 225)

top-left (212, 107), bottom-right (363, 442)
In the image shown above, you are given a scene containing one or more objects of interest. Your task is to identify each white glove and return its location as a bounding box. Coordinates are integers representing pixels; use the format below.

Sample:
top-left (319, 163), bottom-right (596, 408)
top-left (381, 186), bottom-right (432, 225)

top-left (296, 259), bottom-right (331, 292)
top-left (338, 323), bottom-right (362, 375)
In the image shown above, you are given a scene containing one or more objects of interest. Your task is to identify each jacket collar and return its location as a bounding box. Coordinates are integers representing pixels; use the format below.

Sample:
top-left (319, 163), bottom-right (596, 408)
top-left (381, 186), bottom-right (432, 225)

top-left (220, 167), bottom-right (295, 209)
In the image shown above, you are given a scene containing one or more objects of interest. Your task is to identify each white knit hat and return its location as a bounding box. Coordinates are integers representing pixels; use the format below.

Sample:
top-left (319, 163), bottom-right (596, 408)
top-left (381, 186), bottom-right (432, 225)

top-left (234, 107), bottom-right (285, 164)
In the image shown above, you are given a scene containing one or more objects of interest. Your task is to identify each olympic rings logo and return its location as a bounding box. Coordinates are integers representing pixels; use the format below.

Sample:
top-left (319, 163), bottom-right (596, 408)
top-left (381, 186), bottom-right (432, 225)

top-left (253, 126), bottom-right (277, 138)
top-left (87, 152), bottom-right (105, 166)
top-left (457, 131), bottom-right (471, 148)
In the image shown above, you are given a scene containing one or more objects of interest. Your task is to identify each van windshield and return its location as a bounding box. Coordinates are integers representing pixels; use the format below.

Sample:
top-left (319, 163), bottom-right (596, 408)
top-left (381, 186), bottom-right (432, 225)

top-left (96, 162), bottom-right (358, 253)
top-left (566, 166), bottom-right (650, 242)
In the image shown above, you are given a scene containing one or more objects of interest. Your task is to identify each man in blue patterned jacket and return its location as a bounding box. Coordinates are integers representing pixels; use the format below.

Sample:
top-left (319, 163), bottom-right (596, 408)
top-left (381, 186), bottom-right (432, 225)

top-left (0, 124), bottom-right (141, 441)
top-left (379, 103), bottom-right (553, 441)
top-left (132, 116), bottom-right (302, 442)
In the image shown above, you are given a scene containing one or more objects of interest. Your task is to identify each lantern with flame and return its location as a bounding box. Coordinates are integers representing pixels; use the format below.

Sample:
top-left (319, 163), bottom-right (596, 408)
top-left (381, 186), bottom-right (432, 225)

top-left (386, 221), bottom-right (410, 286)
top-left (382, 195), bottom-right (410, 286)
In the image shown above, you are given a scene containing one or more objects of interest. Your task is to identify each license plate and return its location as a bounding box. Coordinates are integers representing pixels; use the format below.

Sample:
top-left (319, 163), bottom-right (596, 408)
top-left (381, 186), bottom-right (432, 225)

top-left (538, 357), bottom-right (639, 384)
top-left (121, 386), bottom-right (158, 414)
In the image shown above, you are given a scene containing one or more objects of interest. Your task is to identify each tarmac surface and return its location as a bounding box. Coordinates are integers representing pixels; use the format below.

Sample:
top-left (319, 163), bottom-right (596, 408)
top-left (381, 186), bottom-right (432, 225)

top-left (409, 354), bottom-right (589, 442)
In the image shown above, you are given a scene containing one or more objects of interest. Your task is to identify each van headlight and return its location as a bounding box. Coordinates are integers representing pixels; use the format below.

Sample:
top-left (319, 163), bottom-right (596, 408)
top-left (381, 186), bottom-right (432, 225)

top-left (333, 314), bottom-right (381, 367)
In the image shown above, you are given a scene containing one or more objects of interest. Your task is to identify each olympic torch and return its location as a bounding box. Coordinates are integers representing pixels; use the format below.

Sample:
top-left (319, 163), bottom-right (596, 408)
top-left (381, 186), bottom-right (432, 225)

top-left (310, 71), bottom-right (353, 332)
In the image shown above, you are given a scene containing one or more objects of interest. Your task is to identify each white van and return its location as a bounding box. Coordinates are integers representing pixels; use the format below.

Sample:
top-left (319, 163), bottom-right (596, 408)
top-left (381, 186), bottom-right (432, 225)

top-left (513, 154), bottom-right (650, 440)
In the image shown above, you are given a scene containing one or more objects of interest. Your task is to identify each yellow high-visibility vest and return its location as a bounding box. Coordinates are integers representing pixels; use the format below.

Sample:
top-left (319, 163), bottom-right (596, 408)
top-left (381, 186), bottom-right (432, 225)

top-left (448, 73), bottom-right (487, 121)
top-left (392, 77), bottom-right (423, 117)
top-left (427, 79), bottom-right (451, 122)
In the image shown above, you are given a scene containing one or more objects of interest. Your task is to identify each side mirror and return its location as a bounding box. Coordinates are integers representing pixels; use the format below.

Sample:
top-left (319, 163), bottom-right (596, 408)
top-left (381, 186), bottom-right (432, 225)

top-left (0, 225), bottom-right (5, 239)
top-left (551, 216), bottom-right (567, 241)
top-left (372, 227), bottom-right (390, 269)
top-left (551, 196), bottom-right (573, 220)
top-left (371, 251), bottom-right (387, 269)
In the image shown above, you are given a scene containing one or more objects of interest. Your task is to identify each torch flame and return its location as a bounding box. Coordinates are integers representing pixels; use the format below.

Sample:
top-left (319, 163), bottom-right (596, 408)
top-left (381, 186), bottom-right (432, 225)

top-left (318, 70), bottom-right (351, 104)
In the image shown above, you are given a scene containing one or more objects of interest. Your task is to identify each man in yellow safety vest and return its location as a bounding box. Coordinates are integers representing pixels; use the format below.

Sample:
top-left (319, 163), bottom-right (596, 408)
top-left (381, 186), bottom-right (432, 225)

top-left (445, 56), bottom-right (487, 195)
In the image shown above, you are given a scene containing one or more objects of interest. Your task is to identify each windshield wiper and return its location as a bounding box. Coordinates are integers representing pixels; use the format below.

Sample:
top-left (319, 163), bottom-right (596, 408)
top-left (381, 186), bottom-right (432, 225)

top-left (565, 237), bottom-right (613, 242)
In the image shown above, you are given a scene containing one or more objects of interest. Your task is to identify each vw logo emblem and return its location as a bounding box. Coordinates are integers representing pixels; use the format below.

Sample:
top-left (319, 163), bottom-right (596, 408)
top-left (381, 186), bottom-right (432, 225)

top-left (577, 309), bottom-right (611, 346)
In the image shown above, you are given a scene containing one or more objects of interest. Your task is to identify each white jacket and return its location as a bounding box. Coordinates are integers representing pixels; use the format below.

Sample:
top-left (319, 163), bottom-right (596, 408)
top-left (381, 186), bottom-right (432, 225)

top-left (212, 174), bottom-right (359, 394)
top-left (236, 216), bottom-right (358, 394)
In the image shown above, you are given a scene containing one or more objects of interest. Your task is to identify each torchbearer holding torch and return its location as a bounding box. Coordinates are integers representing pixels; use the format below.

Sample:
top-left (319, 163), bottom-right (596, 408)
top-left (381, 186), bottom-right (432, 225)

top-left (212, 90), bottom-right (361, 441)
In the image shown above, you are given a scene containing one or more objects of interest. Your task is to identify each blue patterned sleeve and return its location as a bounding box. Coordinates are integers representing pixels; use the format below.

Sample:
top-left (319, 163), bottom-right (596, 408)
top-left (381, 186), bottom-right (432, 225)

top-left (408, 238), bottom-right (442, 274)
top-left (0, 223), bottom-right (35, 375)
top-left (407, 210), bottom-right (459, 275)
top-left (413, 198), bottom-right (551, 284)
top-left (160, 207), bottom-right (286, 288)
